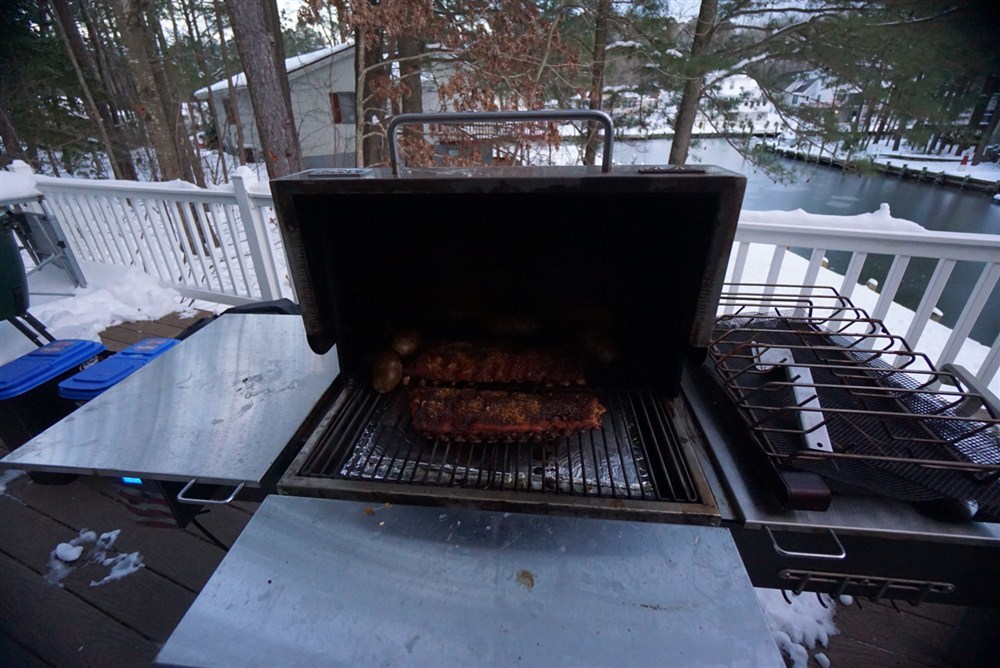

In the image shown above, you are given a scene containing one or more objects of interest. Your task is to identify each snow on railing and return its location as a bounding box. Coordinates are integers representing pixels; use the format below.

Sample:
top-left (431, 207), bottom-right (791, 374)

top-left (4, 162), bottom-right (998, 388)
top-left (6, 161), bottom-right (283, 305)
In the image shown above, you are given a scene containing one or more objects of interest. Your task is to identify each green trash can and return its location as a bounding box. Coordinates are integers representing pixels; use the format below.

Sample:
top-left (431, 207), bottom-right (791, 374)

top-left (0, 220), bottom-right (29, 321)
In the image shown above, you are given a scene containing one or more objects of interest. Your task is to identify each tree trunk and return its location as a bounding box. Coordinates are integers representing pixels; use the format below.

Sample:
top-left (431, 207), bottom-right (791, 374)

top-left (145, 2), bottom-right (205, 187)
top-left (584, 0), bottom-right (612, 166)
top-left (50, 0), bottom-right (124, 179)
top-left (110, 0), bottom-right (183, 181)
top-left (212, 0), bottom-right (247, 167)
top-left (397, 36), bottom-right (424, 116)
top-left (668, 0), bottom-right (717, 165)
top-left (0, 95), bottom-right (26, 168)
top-left (225, 0), bottom-right (301, 177)
top-left (396, 34), bottom-right (425, 160)
top-left (972, 94), bottom-right (999, 165)
top-left (66, 0), bottom-right (137, 179)
top-left (358, 26), bottom-right (388, 167)
top-left (971, 77), bottom-right (999, 165)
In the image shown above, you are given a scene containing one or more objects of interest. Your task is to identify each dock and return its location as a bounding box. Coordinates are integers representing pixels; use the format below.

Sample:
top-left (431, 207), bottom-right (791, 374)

top-left (764, 143), bottom-right (1000, 194)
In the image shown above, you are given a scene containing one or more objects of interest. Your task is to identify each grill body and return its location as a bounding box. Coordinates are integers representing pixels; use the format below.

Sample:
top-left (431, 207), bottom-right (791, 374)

top-left (270, 165), bottom-right (746, 522)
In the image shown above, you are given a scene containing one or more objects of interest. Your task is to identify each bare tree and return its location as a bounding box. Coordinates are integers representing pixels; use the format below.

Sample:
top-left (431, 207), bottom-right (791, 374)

top-left (50, 0), bottom-right (136, 179)
top-left (224, 0), bottom-right (302, 177)
top-left (109, 0), bottom-right (185, 180)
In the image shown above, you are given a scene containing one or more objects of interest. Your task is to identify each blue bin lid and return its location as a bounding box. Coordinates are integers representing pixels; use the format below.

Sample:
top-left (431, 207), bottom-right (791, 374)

top-left (0, 339), bottom-right (106, 400)
top-left (58, 337), bottom-right (179, 401)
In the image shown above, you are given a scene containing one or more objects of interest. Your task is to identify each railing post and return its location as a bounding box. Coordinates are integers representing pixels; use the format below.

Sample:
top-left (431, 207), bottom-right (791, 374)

top-left (231, 166), bottom-right (280, 301)
top-left (9, 159), bottom-right (34, 176)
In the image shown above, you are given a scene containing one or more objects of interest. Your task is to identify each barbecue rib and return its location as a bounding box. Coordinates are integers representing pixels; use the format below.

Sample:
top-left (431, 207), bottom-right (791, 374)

top-left (406, 342), bottom-right (586, 387)
top-left (409, 387), bottom-right (606, 443)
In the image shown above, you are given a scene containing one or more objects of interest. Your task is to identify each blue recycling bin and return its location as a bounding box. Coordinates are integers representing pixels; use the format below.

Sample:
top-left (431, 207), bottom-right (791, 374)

top-left (59, 337), bottom-right (180, 401)
top-left (0, 339), bottom-right (105, 451)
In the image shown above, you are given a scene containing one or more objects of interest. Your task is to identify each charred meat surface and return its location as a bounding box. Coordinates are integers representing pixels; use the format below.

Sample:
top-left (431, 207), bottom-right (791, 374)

top-left (406, 342), bottom-right (586, 387)
top-left (409, 387), bottom-right (606, 443)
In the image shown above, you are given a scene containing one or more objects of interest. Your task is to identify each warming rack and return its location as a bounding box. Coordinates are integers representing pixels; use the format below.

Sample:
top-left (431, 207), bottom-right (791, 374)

top-left (708, 283), bottom-right (1000, 517)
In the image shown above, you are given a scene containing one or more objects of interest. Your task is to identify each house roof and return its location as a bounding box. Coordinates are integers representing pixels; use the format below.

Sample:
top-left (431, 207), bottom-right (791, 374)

top-left (193, 42), bottom-right (354, 99)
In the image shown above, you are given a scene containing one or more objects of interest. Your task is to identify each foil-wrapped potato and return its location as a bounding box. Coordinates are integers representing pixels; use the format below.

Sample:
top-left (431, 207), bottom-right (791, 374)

top-left (390, 328), bottom-right (421, 357)
top-left (372, 351), bottom-right (403, 393)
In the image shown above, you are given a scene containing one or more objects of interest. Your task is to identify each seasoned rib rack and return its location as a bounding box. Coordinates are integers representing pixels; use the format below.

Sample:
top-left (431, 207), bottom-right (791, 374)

top-left (406, 342), bottom-right (586, 386)
top-left (409, 387), bottom-right (606, 443)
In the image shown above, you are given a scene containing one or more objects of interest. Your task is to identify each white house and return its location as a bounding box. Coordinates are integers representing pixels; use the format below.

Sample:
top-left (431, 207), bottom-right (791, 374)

top-left (194, 43), bottom-right (449, 168)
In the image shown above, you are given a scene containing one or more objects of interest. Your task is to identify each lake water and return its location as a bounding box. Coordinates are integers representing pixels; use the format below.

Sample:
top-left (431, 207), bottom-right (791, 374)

top-left (613, 138), bottom-right (1000, 345)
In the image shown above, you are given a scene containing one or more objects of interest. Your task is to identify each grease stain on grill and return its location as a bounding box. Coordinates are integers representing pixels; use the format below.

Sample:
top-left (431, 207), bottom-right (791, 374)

top-left (515, 569), bottom-right (535, 591)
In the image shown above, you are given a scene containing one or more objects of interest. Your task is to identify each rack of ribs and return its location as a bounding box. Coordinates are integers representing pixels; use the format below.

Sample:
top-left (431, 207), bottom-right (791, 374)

top-left (409, 387), bottom-right (606, 443)
top-left (406, 342), bottom-right (586, 387)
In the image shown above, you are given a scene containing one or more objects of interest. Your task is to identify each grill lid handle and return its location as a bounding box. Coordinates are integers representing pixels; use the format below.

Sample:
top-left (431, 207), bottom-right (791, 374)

top-left (386, 110), bottom-right (615, 175)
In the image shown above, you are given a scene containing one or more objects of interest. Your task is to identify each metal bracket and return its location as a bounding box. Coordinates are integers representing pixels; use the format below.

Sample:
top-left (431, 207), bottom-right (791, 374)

top-left (386, 110), bottom-right (615, 175)
top-left (176, 478), bottom-right (245, 505)
top-left (752, 345), bottom-right (833, 452)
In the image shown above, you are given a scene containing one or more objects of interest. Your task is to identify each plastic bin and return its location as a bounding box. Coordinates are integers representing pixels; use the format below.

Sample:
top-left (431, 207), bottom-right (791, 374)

top-left (59, 337), bottom-right (180, 401)
top-left (0, 339), bottom-right (105, 451)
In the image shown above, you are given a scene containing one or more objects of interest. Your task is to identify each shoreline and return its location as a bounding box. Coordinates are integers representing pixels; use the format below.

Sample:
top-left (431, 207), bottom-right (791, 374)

top-left (762, 143), bottom-right (1000, 194)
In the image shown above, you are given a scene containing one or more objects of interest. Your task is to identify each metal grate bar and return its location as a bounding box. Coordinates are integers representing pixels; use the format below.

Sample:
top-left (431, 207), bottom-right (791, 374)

top-left (299, 382), bottom-right (691, 503)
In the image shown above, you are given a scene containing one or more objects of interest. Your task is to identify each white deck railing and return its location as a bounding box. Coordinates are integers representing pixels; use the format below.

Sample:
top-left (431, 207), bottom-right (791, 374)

top-left (9, 162), bottom-right (282, 305)
top-left (6, 162), bottom-right (1000, 387)
top-left (731, 218), bottom-right (1000, 386)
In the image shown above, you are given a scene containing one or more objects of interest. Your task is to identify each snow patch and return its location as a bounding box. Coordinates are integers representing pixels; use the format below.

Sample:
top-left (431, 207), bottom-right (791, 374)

top-left (0, 167), bottom-right (41, 203)
top-left (55, 542), bottom-right (84, 562)
top-left (0, 469), bottom-right (27, 496)
top-left (605, 40), bottom-right (642, 50)
top-left (0, 261), bottom-right (195, 366)
top-left (90, 551), bottom-right (145, 587)
top-left (740, 203), bottom-right (925, 234)
top-left (756, 588), bottom-right (838, 668)
top-left (45, 528), bottom-right (144, 588)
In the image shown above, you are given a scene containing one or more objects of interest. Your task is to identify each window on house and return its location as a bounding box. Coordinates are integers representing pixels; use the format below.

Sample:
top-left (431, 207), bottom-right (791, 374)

top-left (330, 92), bottom-right (357, 124)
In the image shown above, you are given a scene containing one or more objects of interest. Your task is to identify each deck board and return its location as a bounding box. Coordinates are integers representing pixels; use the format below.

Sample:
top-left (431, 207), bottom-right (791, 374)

top-left (0, 488), bottom-right (198, 642)
top-left (99, 311), bottom-right (211, 353)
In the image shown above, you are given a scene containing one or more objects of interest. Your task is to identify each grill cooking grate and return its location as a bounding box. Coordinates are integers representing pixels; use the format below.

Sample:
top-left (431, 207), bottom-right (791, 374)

top-left (294, 379), bottom-right (701, 504)
top-left (709, 284), bottom-right (1000, 518)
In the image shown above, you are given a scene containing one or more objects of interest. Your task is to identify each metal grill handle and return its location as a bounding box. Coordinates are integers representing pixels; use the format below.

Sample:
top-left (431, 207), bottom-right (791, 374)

top-left (765, 526), bottom-right (847, 560)
top-left (386, 110), bottom-right (615, 175)
top-left (176, 478), bottom-right (245, 505)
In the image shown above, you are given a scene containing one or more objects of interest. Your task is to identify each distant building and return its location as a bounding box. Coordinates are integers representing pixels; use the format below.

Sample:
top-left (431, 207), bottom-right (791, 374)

top-left (781, 71), bottom-right (863, 123)
top-left (193, 43), bottom-right (450, 168)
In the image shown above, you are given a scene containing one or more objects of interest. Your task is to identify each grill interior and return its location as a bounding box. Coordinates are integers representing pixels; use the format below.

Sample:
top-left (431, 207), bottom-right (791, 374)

top-left (708, 284), bottom-right (1000, 519)
top-left (291, 375), bottom-right (702, 505)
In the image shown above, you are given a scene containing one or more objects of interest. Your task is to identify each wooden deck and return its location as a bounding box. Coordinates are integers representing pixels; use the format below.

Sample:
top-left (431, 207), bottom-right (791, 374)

top-left (98, 311), bottom-right (212, 352)
top-left (1, 313), bottom-right (997, 666)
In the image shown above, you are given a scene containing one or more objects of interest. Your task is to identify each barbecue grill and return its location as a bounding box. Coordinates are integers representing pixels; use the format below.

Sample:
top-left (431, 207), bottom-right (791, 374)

top-left (269, 114), bottom-right (744, 523)
top-left (263, 116), bottom-right (1000, 606)
top-left (4, 114), bottom-right (999, 628)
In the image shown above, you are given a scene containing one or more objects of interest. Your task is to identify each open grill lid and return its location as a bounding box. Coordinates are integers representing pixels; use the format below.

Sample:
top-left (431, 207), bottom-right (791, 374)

top-left (269, 165), bottom-right (747, 396)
